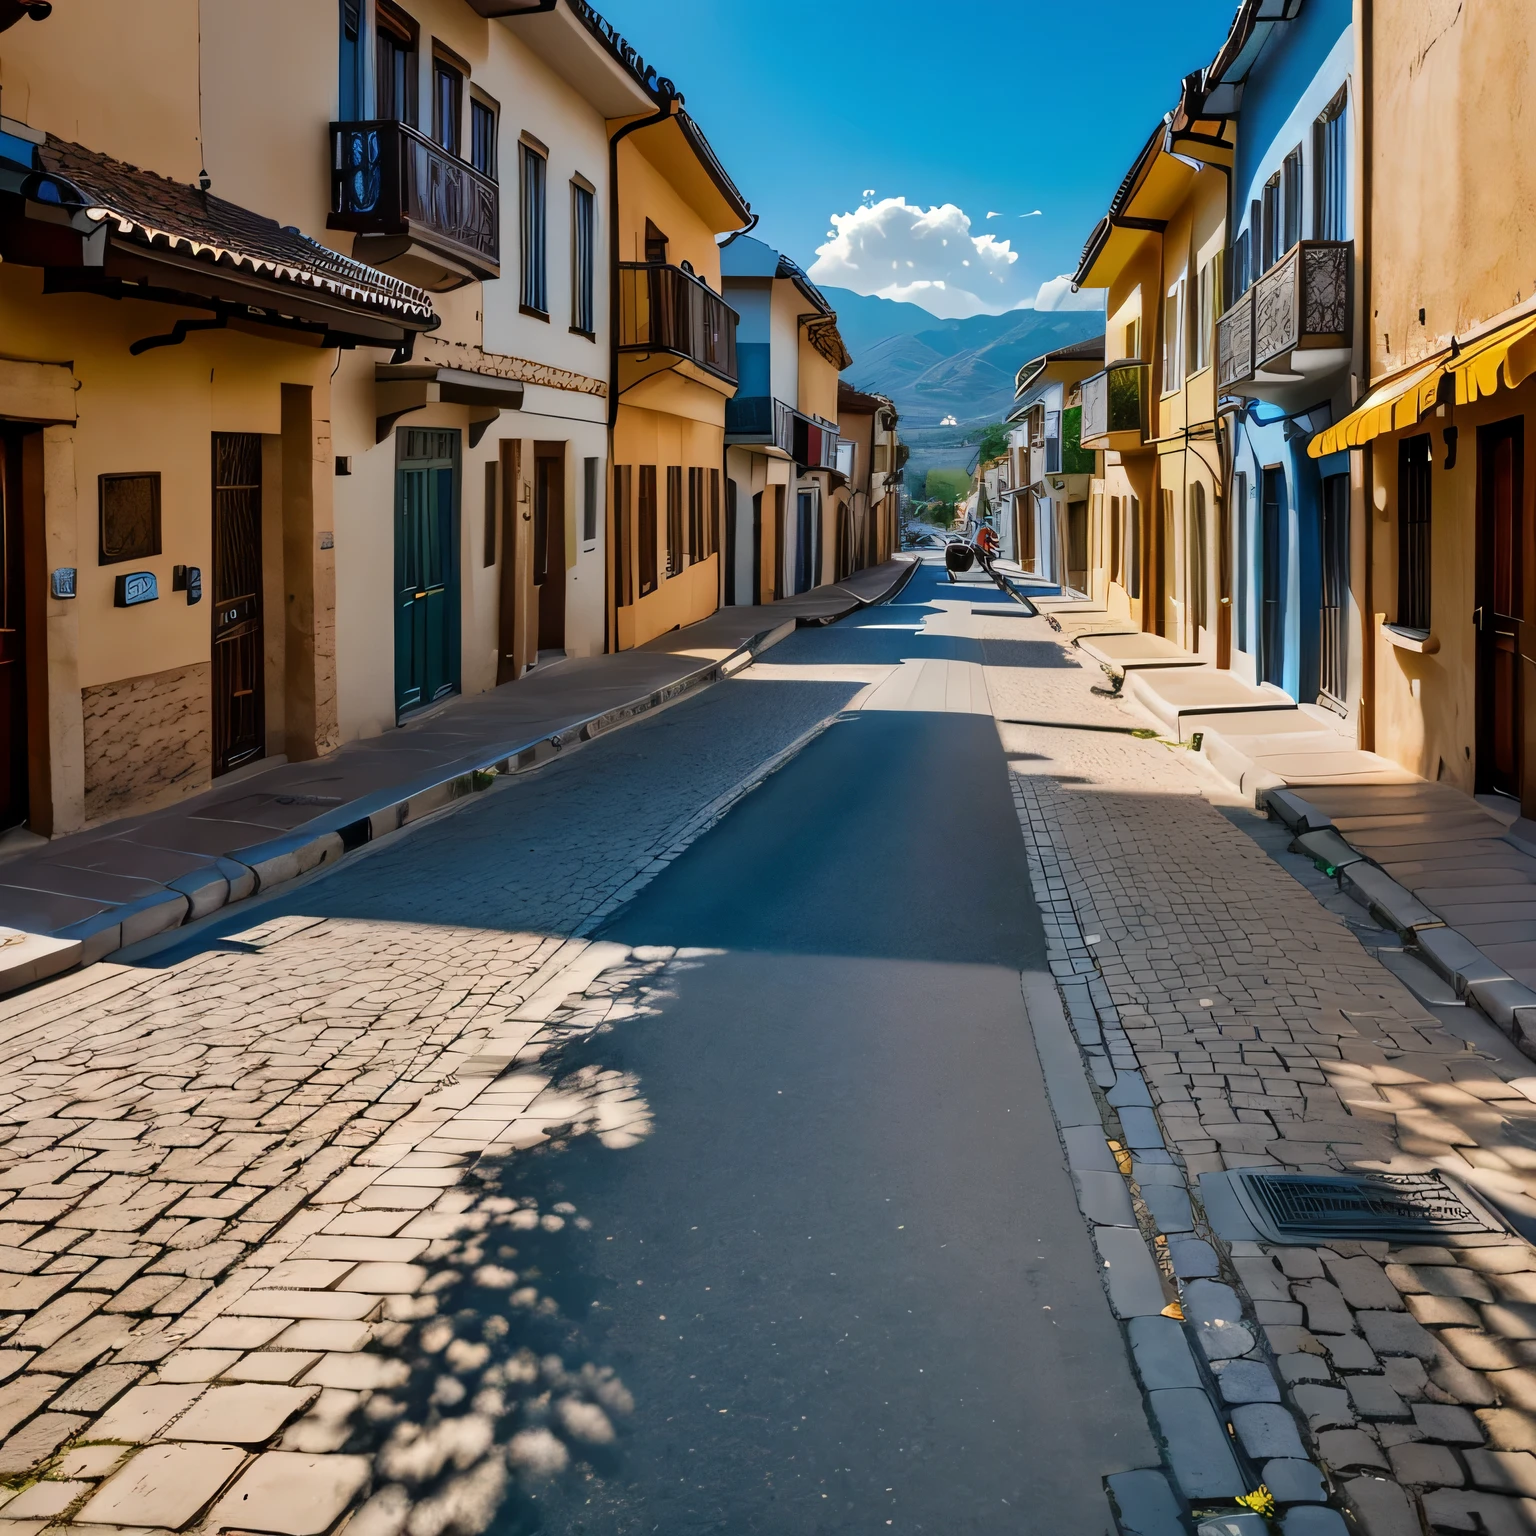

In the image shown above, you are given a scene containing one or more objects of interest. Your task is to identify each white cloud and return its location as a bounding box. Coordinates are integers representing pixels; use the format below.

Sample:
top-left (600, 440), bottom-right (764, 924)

top-left (1020, 210), bottom-right (1042, 218)
top-left (809, 197), bottom-right (1019, 320)
top-left (1020, 275), bottom-right (1106, 312)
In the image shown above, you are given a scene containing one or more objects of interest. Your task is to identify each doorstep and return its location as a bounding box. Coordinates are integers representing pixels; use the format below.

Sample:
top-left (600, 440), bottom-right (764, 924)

top-left (0, 557), bottom-right (917, 994)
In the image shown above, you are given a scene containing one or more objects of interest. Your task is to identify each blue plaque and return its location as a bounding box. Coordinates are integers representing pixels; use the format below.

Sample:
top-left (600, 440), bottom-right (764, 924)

top-left (185, 566), bottom-right (202, 605)
top-left (114, 570), bottom-right (158, 607)
top-left (50, 567), bottom-right (76, 599)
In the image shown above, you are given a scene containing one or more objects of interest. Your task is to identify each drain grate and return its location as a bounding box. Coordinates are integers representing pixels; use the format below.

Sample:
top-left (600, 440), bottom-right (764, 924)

top-left (1232, 1171), bottom-right (1504, 1244)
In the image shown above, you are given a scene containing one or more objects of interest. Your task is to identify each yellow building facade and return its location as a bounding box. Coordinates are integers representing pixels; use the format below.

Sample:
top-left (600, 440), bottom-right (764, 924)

top-left (1075, 103), bottom-right (1234, 657)
top-left (610, 108), bottom-right (748, 649)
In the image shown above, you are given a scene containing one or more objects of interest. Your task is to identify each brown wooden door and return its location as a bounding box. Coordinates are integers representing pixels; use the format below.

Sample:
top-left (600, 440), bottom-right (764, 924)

top-left (0, 434), bottom-right (26, 831)
top-left (212, 433), bottom-right (265, 775)
top-left (534, 445), bottom-right (565, 653)
top-left (1477, 419), bottom-right (1524, 798)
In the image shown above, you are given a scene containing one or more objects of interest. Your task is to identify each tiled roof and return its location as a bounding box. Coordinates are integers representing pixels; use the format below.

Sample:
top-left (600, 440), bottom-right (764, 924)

top-left (37, 136), bottom-right (436, 326)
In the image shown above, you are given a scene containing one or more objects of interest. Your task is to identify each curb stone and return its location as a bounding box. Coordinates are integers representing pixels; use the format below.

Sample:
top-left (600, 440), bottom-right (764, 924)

top-left (1010, 772), bottom-right (1345, 1535)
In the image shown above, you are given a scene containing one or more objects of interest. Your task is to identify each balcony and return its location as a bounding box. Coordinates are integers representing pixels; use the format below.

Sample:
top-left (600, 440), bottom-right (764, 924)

top-left (618, 262), bottom-right (738, 390)
top-left (725, 395), bottom-right (839, 470)
top-left (1079, 361), bottom-right (1150, 451)
top-left (329, 120), bottom-right (499, 292)
top-left (1216, 240), bottom-right (1352, 403)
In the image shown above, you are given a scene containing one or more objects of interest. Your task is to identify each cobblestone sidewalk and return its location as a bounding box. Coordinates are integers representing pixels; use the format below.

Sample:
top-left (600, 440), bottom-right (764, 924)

top-left (980, 606), bottom-right (1536, 1536)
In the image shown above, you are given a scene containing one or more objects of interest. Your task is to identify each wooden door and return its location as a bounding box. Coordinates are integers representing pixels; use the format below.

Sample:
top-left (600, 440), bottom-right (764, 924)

top-left (211, 433), bottom-right (265, 776)
top-left (0, 434), bottom-right (26, 830)
top-left (395, 427), bottom-right (459, 717)
top-left (535, 445), bottom-right (566, 654)
top-left (1477, 420), bottom-right (1524, 797)
top-left (1260, 467), bottom-right (1285, 688)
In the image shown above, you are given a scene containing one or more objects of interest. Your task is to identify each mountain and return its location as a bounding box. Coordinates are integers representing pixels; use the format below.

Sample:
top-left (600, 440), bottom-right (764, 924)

top-left (821, 285), bottom-right (1104, 429)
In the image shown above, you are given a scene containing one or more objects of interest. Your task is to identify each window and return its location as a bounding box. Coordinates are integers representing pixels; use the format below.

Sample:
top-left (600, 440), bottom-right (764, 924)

top-left (1261, 175), bottom-right (1282, 270)
top-left (1187, 482), bottom-right (1208, 633)
top-left (99, 473), bottom-right (162, 564)
top-left (1314, 89), bottom-right (1348, 241)
top-left (644, 219), bottom-right (668, 265)
top-left (1109, 495), bottom-right (1122, 585)
top-left (431, 55), bottom-right (462, 155)
top-left (1044, 410), bottom-right (1062, 473)
top-left (708, 469), bottom-right (720, 558)
top-left (1282, 145), bottom-right (1303, 252)
top-left (470, 97), bottom-right (497, 178)
top-left (1229, 228), bottom-right (1250, 299)
top-left (614, 464), bottom-right (633, 605)
top-left (339, 0), bottom-right (364, 120)
top-left (1124, 317), bottom-right (1141, 360)
top-left (687, 467), bottom-right (704, 565)
top-left (1234, 471), bottom-right (1249, 648)
top-left (571, 180), bottom-right (596, 336)
top-left (1127, 494), bottom-right (1142, 599)
top-left (1162, 283), bottom-right (1184, 393)
top-left (582, 457), bottom-right (599, 545)
top-left (375, 1), bottom-right (418, 125)
top-left (637, 465), bottom-right (658, 596)
top-left (519, 141), bottom-right (548, 317)
top-left (1398, 434), bottom-right (1432, 631)
top-left (1191, 259), bottom-right (1216, 374)
top-left (665, 466), bottom-right (683, 576)
top-left (483, 461), bottom-right (496, 568)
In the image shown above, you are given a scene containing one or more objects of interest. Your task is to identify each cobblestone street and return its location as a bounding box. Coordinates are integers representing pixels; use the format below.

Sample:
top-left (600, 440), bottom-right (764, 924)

top-left (0, 562), bottom-right (1535, 1533)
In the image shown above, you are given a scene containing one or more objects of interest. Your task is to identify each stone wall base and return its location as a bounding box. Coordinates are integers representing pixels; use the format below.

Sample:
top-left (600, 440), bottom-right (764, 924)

top-left (82, 662), bottom-right (211, 824)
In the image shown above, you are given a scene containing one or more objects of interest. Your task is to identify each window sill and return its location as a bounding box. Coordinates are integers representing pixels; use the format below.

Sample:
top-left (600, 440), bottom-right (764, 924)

top-left (569, 326), bottom-right (596, 341)
top-left (520, 305), bottom-right (550, 322)
top-left (1383, 623), bottom-right (1439, 654)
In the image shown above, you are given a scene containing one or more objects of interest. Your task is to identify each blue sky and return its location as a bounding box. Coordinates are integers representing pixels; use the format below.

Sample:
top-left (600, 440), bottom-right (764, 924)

top-left (594, 0), bottom-right (1238, 315)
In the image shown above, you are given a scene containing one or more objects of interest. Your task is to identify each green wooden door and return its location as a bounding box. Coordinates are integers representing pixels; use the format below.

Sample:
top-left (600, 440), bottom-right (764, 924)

top-left (395, 428), bottom-right (460, 718)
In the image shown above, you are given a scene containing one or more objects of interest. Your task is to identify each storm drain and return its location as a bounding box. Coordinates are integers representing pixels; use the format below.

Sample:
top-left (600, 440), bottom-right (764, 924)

top-left (1231, 1171), bottom-right (1505, 1244)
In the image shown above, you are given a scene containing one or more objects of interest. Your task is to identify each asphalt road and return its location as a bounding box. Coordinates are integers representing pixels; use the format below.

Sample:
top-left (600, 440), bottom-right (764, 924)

top-left (476, 564), bottom-right (1155, 1533)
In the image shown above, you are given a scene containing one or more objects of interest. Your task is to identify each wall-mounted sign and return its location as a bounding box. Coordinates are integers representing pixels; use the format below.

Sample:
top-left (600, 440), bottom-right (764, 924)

top-left (113, 570), bottom-right (158, 607)
top-left (173, 565), bottom-right (204, 605)
top-left (50, 567), bottom-right (76, 600)
top-left (319, 531), bottom-right (335, 550)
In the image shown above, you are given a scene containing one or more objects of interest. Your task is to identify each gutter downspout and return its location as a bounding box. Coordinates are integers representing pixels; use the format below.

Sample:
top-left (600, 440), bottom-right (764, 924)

top-left (1356, 0), bottom-right (1375, 751)
top-left (604, 88), bottom-right (678, 652)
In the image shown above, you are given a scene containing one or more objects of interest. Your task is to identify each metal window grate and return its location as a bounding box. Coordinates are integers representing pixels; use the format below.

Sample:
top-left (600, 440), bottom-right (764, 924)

top-left (1234, 1171), bottom-right (1502, 1244)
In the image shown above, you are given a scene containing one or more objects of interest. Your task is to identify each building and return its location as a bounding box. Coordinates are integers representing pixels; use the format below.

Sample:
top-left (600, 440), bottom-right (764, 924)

top-left (1210, 0), bottom-right (1357, 708)
top-left (720, 234), bottom-right (852, 605)
top-left (834, 383), bottom-right (904, 576)
top-left (1073, 92), bottom-right (1233, 652)
top-left (1308, 0), bottom-right (1536, 813)
top-left (1005, 337), bottom-right (1104, 590)
top-left (609, 97), bottom-right (750, 647)
top-left (0, 0), bottom-right (750, 841)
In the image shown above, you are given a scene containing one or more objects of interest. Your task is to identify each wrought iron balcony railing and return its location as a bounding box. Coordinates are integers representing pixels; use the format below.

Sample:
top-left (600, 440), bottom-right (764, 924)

top-left (619, 262), bottom-right (738, 385)
top-left (1079, 361), bottom-right (1150, 449)
top-left (1216, 239), bottom-right (1351, 392)
top-left (724, 395), bottom-right (838, 469)
top-left (329, 119), bottom-right (499, 285)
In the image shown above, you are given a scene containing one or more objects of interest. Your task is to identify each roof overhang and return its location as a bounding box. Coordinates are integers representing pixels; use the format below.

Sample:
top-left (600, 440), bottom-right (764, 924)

top-left (627, 110), bottom-right (750, 232)
top-left (375, 363), bottom-right (525, 444)
top-left (489, 0), bottom-right (660, 118)
top-left (0, 133), bottom-right (437, 351)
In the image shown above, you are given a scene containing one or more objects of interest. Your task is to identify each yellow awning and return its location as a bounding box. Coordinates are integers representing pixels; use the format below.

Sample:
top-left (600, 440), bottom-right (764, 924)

top-left (1308, 309), bottom-right (1536, 458)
